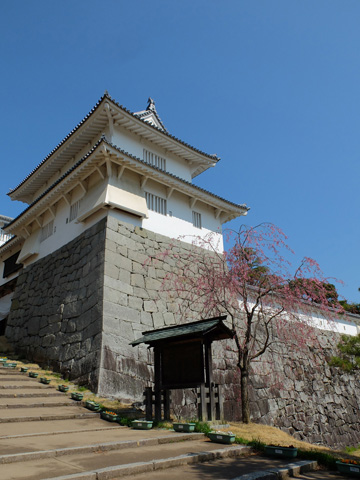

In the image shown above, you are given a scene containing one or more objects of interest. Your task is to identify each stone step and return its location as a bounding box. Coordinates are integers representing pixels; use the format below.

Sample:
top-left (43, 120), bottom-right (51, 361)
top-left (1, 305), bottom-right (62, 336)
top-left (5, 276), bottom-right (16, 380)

top-left (0, 438), bottom-right (249, 480)
top-left (0, 370), bottom-right (26, 376)
top-left (0, 383), bottom-right (56, 389)
top-left (0, 398), bottom-right (74, 408)
top-left (0, 375), bottom-right (47, 382)
top-left (0, 417), bottom-right (120, 437)
top-left (0, 431), bottom-right (200, 461)
top-left (0, 390), bottom-right (64, 398)
top-left (0, 405), bottom-right (99, 423)
top-left (122, 457), bottom-right (318, 480)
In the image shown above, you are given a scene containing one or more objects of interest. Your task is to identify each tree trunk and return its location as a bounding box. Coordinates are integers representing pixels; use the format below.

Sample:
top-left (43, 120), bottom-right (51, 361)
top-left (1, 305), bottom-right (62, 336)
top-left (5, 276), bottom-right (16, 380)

top-left (240, 367), bottom-right (250, 423)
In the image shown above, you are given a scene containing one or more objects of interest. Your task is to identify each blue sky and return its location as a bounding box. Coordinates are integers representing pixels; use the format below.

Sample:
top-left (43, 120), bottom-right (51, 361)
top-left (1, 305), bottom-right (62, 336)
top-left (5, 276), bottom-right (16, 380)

top-left (1, 1), bottom-right (359, 302)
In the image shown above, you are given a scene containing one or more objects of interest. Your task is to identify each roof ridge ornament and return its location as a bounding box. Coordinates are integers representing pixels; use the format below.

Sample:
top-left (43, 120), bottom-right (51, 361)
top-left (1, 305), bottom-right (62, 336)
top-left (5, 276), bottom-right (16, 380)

top-left (147, 97), bottom-right (156, 112)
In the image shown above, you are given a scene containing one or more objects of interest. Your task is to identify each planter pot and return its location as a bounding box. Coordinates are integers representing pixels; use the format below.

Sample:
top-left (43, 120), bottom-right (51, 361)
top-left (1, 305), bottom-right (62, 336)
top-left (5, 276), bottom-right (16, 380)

top-left (20, 367), bottom-right (28, 373)
top-left (208, 432), bottom-right (235, 444)
top-left (3, 362), bottom-right (17, 368)
top-left (132, 420), bottom-right (153, 430)
top-left (101, 412), bottom-right (118, 422)
top-left (85, 401), bottom-right (101, 412)
top-left (173, 422), bottom-right (196, 433)
top-left (264, 446), bottom-right (298, 458)
top-left (40, 377), bottom-right (51, 384)
top-left (58, 385), bottom-right (69, 392)
top-left (71, 392), bottom-right (83, 401)
top-left (28, 372), bottom-right (39, 378)
top-left (337, 461), bottom-right (360, 476)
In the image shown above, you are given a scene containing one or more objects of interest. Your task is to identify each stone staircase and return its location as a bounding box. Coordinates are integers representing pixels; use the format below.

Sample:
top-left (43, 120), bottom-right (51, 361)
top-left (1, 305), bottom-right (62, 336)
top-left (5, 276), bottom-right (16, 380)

top-left (0, 362), bottom-right (325, 480)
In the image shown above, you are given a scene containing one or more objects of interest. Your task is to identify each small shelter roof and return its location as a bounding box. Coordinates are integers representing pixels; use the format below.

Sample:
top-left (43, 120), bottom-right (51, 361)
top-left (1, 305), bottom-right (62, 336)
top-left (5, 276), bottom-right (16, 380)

top-left (131, 316), bottom-right (233, 347)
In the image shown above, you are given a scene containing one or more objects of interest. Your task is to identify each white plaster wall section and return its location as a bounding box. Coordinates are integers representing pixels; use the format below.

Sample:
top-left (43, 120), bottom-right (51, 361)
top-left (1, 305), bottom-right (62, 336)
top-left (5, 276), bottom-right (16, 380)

top-left (141, 180), bottom-right (224, 251)
top-left (243, 299), bottom-right (359, 336)
top-left (109, 209), bottom-right (142, 229)
top-left (18, 196), bottom-right (107, 265)
top-left (112, 126), bottom-right (193, 182)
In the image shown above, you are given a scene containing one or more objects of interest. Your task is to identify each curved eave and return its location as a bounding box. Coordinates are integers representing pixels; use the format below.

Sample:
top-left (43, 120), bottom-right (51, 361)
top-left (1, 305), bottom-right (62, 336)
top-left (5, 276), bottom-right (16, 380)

top-left (0, 235), bottom-right (23, 258)
top-left (5, 138), bottom-right (248, 235)
top-left (102, 138), bottom-right (248, 222)
top-left (8, 94), bottom-right (220, 202)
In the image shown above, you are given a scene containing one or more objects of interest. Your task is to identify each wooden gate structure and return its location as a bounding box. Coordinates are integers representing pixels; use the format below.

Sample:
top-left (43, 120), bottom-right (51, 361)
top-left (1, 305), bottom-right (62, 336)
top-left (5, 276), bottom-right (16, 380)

top-left (131, 316), bottom-right (234, 422)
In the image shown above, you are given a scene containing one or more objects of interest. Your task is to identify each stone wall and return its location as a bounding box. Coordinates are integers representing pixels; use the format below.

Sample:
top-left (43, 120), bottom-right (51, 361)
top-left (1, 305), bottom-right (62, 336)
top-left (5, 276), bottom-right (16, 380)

top-left (99, 216), bottom-right (360, 448)
top-left (4, 214), bottom-right (360, 448)
top-left (98, 215), bottom-right (183, 401)
top-left (5, 219), bottom-right (106, 390)
top-left (246, 328), bottom-right (360, 448)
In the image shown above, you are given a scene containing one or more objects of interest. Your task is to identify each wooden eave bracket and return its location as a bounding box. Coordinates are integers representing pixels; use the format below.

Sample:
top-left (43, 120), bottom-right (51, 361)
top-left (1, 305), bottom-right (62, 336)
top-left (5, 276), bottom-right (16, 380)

top-left (104, 102), bottom-right (114, 139)
top-left (48, 206), bottom-right (56, 219)
top-left (79, 181), bottom-right (87, 194)
top-left (166, 187), bottom-right (174, 199)
top-left (96, 166), bottom-right (105, 180)
top-left (189, 197), bottom-right (197, 209)
top-left (22, 226), bottom-right (32, 238)
top-left (117, 165), bottom-right (126, 180)
top-left (215, 208), bottom-right (223, 219)
top-left (140, 176), bottom-right (148, 189)
top-left (62, 194), bottom-right (71, 206)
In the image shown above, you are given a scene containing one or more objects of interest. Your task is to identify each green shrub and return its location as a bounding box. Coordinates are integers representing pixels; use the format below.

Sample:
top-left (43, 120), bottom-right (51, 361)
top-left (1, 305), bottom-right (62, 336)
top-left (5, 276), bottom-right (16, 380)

top-left (194, 421), bottom-right (212, 434)
top-left (297, 449), bottom-right (337, 469)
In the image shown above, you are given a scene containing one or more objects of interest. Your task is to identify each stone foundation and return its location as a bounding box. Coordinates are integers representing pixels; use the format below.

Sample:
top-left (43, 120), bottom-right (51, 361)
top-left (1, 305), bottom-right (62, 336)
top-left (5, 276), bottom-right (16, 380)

top-left (5, 219), bottom-right (106, 390)
top-left (5, 215), bottom-right (360, 448)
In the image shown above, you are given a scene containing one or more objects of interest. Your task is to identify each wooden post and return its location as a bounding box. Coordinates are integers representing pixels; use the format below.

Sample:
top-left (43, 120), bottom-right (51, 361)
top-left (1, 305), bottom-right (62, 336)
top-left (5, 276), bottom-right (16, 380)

top-left (163, 389), bottom-right (171, 420)
top-left (217, 384), bottom-right (224, 421)
top-left (144, 387), bottom-right (153, 421)
top-left (154, 348), bottom-right (162, 422)
top-left (199, 383), bottom-right (207, 421)
top-left (205, 341), bottom-right (215, 421)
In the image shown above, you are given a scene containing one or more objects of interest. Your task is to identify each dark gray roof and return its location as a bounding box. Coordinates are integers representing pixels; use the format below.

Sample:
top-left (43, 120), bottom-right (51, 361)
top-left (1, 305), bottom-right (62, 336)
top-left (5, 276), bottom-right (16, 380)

top-left (131, 316), bottom-right (233, 346)
top-left (9, 93), bottom-right (220, 195)
top-left (4, 136), bottom-right (248, 231)
top-left (134, 97), bottom-right (168, 132)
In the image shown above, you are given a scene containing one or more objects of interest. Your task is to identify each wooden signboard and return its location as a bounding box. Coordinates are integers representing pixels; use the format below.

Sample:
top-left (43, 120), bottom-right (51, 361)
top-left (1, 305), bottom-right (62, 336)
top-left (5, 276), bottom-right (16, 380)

top-left (160, 340), bottom-right (204, 389)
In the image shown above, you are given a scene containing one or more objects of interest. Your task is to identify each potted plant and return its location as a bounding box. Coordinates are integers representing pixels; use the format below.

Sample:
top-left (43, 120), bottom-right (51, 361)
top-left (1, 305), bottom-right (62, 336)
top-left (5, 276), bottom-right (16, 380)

top-left (29, 371), bottom-right (39, 378)
top-left (208, 430), bottom-right (235, 444)
top-left (131, 420), bottom-right (153, 430)
top-left (39, 377), bottom-right (51, 384)
top-left (20, 367), bottom-right (28, 373)
top-left (264, 445), bottom-right (298, 458)
top-left (58, 384), bottom-right (69, 392)
top-left (173, 422), bottom-right (196, 433)
top-left (71, 392), bottom-right (83, 401)
top-left (100, 410), bottom-right (118, 422)
top-left (85, 400), bottom-right (101, 411)
top-left (3, 362), bottom-right (17, 368)
top-left (336, 459), bottom-right (360, 476)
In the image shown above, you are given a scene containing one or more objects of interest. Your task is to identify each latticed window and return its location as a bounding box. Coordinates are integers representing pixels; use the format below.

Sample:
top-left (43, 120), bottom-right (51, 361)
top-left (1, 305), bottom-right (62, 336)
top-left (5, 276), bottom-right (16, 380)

top-left (143, 149), bottom-right (166, 171)
top-left (40, 220), bottom-right (54, 242)
top-left (69, 200), bottom-right (81, 222)
top-left (145, 192), bottom-right (167, 215)
top-left (192, 211), bottom-right (202, 229)
top-left (0, 228), bottom-right (12, 245)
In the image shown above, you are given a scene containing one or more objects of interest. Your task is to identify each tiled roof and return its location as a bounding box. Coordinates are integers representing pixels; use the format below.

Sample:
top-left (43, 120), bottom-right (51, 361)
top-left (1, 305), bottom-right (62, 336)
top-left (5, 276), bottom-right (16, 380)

top-left (131, 316), bottom-right (233, 346)
top-left (9, 93), bottom-right (220, 195)
top-left (134, 97), bottom-right (168, 132)
top-left (5, 136), bottom-right (248, 231)
top-left (102, 137), bottom-right (248, 212)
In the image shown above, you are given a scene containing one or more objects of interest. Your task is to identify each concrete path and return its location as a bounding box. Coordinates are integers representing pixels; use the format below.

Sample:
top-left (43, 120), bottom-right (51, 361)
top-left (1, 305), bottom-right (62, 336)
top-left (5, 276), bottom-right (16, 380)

top-left (0, 363), bottom-right (344, 480)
